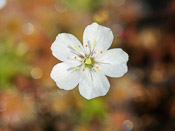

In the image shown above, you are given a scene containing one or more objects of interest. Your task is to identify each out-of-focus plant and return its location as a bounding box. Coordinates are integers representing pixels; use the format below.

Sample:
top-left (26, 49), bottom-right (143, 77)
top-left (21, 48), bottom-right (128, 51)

top-left (0, 89), bottom-right (36, 127)
top-left (62, 0), bottom-right (106, 12)
top-left (93, 9), bottom-right (109, 23)
top-left (0, 39), bottom-right (30, 89)
top-left (80, 98), bottom-right (107, 123)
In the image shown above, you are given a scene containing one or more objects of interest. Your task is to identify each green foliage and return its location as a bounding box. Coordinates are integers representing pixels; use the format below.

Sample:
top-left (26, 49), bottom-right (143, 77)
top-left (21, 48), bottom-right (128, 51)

top-left (0, 39), bottom-right (30, 89)
top-left (80, 98), bottom-right (107, 123)
top-left (61, 0), bottom-right (106, 12)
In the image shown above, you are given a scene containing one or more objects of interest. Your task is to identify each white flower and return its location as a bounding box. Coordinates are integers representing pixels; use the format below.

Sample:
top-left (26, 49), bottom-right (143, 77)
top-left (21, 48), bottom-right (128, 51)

top-left (50, 22), bottom-right (129, 100)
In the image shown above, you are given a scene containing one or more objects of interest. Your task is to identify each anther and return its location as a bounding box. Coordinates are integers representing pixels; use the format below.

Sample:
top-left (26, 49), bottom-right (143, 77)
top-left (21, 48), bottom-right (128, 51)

top-left (74, 45), bottom-right (80, 52)
top-left (100, 51), bottom-right (103, 54)
top-left (96, 68), bottom-right (102, 72)
top-left (83, 69), bottom-right (85, 71)
top-left (85, 45), bottom-right (88, 47)
top-left (74, 56), bottom-right (77, 59)
top-left (93, 40), bottom-right (97, 48)
top-left (73, 67), bottom-right (78, 71)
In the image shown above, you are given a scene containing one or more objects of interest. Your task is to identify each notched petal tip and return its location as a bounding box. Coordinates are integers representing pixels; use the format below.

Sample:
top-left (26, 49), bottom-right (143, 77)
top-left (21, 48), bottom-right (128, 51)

top-left (88, 22), bottom-right (112, 31)
top-left (119, 64), bottom-right (128, 77)
top-left (95, 48), bottom-right (129, 78)
top-left (50, 64), bottom-right (57, 80)
top-left (83, 22), bottom-right (114, 53)
top-left (119, 48), bottom-right (129, 62)
top-left (78, 71), bottom-right (110, 100)
top-left (80, 89), bottom-right (109, 100)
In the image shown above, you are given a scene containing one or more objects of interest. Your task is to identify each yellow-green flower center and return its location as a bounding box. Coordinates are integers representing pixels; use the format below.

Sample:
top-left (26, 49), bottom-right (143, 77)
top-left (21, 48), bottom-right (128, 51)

top-left (84, 58), bottom-right (93, 68)
top-left (85, 58), bottom-right (92, 65)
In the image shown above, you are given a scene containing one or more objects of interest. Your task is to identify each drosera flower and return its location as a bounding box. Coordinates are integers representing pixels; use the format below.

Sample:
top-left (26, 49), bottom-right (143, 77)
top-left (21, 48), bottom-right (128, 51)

top-left (50, 22), bottom-right (129, 100)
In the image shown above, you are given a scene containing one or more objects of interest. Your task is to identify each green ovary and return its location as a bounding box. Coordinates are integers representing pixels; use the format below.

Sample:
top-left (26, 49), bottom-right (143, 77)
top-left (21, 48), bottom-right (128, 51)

top-left (84, 58), bottom-right (93, 68)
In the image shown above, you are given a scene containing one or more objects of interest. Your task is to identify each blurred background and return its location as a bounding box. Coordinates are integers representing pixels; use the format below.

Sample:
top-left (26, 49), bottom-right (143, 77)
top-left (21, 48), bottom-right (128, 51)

top-left (0, 0), bottom-right (175, 131)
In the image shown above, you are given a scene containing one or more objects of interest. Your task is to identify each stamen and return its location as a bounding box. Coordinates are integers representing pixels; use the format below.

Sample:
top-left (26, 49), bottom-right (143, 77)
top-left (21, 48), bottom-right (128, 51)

top-left (74, 56), bottom-right (77, 59)
top-left (100, 51), bottom-right (103, 54)
top-left (85, 44), bottom-right (88, 47)
top-left (83, 69), bottom-right (85, 71)
top-left (96, 68), bottom-right (102, 72)
top-left (96, 66), bottom-right (99, 69)
top-left (74, 45), bottom-right (80, 52)
top-left (93, 40), bottom-right (97, 48)
top-left (72, 67), bottom-right (78, 71)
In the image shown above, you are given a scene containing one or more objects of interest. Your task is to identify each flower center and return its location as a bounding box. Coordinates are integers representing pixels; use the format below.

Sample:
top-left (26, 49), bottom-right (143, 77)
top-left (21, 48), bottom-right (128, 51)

top-left (85, 58), bottom-right (92, 65)
top-left (84, 58), bottom-right (93, 68)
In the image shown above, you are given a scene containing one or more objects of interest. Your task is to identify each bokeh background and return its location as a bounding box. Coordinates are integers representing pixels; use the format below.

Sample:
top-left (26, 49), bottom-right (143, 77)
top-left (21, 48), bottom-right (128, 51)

top-left (0, 0), bottom-right (175, 131)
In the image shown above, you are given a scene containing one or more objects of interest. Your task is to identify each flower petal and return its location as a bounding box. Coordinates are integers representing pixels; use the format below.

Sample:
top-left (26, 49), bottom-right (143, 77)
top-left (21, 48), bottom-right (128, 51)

top-left (50, 62), bottom-right (81, 90)
top-left (51, 33), bottom-right (85, 62)
top-left (83, 22), bottom-right (114, 56)
top-left (78, 69), bottom-right (110, 100)
top-left (95, 48), bottom-right (129, 78)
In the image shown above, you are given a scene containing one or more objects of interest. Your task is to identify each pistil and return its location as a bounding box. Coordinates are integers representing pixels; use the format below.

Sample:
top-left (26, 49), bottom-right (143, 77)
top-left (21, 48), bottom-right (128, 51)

top-left (84, 58), bottom-right (93, 69)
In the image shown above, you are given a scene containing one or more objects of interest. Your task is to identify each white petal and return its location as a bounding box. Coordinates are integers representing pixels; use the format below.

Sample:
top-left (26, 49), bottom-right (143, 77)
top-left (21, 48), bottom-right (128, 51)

top-left (51, 33), bottom-right (85, 62)
top-left (78, 69), bottom-right (110, 100)
top-left (95, 48), bottom-right (129, 78)
top-left (83, 22), bottom-right (114, 56)
top-left (50, 62), bottom-right (81, 90)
